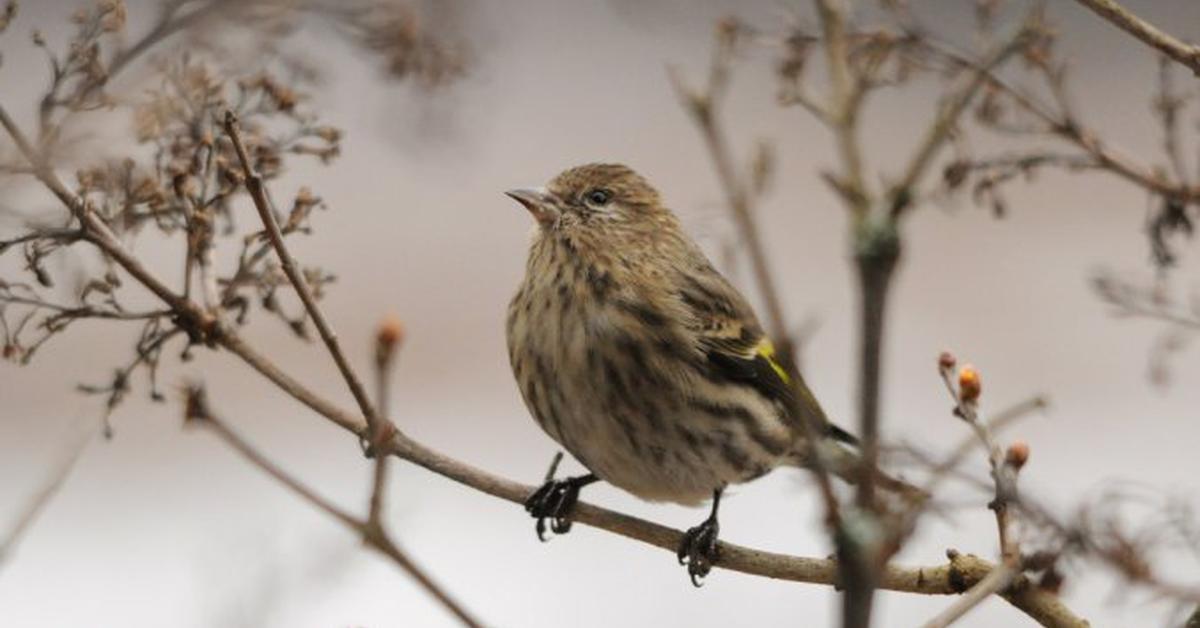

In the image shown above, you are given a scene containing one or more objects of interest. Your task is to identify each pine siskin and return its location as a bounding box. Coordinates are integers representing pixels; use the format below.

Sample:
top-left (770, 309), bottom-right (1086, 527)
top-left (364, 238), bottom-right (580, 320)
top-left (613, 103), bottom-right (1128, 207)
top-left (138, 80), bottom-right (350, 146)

top-left (505, 163), bottom-right (896, 584)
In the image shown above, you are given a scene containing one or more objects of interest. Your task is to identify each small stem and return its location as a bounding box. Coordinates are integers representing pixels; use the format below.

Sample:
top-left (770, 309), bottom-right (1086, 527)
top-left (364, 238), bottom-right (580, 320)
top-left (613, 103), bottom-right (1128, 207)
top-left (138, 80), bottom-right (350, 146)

top-left (891, 22), bottom-right (1033, 217)
top-left (223, 110), bottom-right (378, 428)
top-left (1072, 0), bottom-right (1200, 75)
top-left (204, 413), bottom-right (361, 529)
top-left (195, 400), bottom-right (481, 628)
top-left (0, 421), bottom-right (94, 564)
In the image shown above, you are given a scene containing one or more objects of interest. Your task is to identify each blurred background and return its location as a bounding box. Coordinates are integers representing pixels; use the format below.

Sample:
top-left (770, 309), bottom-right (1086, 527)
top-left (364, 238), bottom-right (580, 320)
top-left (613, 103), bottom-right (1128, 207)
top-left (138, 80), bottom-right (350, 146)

top-left (2, 0), bottom-right (1199, 626)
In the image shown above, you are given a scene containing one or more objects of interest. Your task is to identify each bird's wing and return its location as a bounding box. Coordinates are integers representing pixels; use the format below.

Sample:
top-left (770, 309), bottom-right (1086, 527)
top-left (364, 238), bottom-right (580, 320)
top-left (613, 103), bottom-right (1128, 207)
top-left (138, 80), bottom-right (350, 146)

top-left (680, 266), bottom-right (858, 446)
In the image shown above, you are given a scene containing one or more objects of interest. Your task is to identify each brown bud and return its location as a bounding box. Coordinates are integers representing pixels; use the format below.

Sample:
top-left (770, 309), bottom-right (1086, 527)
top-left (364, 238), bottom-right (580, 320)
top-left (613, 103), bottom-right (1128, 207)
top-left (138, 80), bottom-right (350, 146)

top-left (182, 384), bottom-right (209, 425)
top-left (1037, 568), bottom-right (1063, 594)
top-left (938, 351), bottom-right (957, 372)
top-left (958, 365), bottom-right (982, 402)
top-left (1005, 440), bottom-right (1030, 470)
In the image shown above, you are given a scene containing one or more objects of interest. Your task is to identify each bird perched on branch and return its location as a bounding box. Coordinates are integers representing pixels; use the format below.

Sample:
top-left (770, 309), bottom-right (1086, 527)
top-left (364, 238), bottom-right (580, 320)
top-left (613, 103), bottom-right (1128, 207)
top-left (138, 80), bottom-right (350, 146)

top-left (504, 163), bottom-right (911, 584)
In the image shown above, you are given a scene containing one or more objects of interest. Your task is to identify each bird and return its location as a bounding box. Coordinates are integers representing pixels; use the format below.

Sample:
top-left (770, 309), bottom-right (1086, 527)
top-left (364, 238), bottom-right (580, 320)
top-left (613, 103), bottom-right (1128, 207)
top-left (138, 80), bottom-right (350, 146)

top-left (504, 163), bottom-right (906, 585)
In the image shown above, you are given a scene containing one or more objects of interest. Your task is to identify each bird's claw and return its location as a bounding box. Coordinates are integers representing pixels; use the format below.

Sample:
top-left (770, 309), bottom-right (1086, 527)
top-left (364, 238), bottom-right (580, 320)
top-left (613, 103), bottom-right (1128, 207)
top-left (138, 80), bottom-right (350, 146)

top-left (677, 516), bottom-right (720, 586)
top-left (524, 477), bottom-right (585, 541)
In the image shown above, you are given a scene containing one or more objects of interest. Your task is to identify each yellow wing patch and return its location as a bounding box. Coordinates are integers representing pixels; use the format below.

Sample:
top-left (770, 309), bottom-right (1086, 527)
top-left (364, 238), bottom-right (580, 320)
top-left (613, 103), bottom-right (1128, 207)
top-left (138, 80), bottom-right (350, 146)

top-left (754, 338), bottom-right (791, 385)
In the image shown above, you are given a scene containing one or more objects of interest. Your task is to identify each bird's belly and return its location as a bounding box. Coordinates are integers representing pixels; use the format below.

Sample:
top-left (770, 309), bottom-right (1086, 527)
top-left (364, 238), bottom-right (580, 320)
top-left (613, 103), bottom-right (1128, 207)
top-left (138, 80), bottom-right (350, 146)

top-left (548, 352), bottom-right (791, 506)
top-left (509, 287), bottom-right (794, 506)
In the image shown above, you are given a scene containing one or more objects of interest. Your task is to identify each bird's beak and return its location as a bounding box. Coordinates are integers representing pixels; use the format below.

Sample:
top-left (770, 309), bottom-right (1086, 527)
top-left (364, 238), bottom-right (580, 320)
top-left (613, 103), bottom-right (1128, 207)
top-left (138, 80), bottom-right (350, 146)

top-left (505, 187), bottom-right (557, 226)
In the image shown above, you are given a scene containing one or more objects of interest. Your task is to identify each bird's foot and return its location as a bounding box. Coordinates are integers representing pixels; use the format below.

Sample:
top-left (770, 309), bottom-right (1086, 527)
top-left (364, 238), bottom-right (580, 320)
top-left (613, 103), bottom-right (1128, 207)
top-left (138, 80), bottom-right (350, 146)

top-left (525, 454), bottom-right (597, 541)
top-left (524, 477), bottom-right (588, 540)
top-left (677, 516), bottom-right (720, 586)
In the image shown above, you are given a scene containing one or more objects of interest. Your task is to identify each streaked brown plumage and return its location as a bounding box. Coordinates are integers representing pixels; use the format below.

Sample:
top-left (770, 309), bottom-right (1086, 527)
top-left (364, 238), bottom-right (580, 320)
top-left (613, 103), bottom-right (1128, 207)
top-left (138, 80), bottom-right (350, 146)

top-left (504, 163), bottom-right (862, 582)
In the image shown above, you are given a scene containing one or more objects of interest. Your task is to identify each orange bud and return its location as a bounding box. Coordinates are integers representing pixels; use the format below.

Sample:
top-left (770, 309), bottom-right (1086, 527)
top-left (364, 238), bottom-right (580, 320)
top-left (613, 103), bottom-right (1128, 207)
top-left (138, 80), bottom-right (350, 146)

top-left (1005, 440), bottom-right (1030, 470)
top-left (958, 365), bottom-right (982, 402)
top-left (377, 315), bottom-right (404, 347)
top-left (375, 314), bottom-right (405, 368)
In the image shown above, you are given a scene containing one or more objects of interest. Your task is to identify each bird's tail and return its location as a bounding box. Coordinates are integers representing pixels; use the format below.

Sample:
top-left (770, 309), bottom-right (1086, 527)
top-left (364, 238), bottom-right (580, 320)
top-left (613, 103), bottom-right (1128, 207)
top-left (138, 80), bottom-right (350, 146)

top-left (815, 441), bottom-right (929, 503)
top-left (787, 373), bottom-right (927, 501)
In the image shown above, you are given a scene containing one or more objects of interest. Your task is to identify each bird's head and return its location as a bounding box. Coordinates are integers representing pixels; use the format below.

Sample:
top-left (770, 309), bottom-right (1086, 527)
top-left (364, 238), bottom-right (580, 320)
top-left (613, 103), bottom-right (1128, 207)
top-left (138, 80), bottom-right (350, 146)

top-left (505, 163), bottom-right (669, 236)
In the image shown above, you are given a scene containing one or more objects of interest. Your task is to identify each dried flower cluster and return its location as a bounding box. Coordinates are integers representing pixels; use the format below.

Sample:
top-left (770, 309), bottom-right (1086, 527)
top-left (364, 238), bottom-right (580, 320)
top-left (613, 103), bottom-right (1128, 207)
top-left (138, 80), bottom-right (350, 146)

top-left (327, 1), bottom-right (468, 88)
top-left (0, 0), bottom-right (467, 420)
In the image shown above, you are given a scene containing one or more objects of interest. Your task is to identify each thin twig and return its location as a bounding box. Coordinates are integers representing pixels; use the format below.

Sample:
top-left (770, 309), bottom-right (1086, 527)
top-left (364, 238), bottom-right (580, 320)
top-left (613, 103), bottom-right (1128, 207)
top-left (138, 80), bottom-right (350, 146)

top-left (921, 38), bottom-right (1200, 203)
top-left (816, 0), bottom-right (868, 215)
top-left (891, 18), bottom-right (1035, 217)
top-left (0, 420), bottom-right (94, 565)
top-left (223, 110), bottom-right (380, 431)
top-left (921, 562), bottom-right (1020, 628)
top-left (923, 396), bottom-right (1048, 496)
top-left (940, 364), bottom-right (1022, 563)
top-left (1071, 0), bottom-right (1200, 76)
top-left (368, 317), bottom-right (403, 526)
top-left (185, 386), bottom-right (482, 628)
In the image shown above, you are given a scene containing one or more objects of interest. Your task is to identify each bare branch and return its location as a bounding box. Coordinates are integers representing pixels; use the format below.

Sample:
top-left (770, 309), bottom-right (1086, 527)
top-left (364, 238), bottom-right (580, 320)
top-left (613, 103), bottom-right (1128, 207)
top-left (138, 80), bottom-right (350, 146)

top-left (816, 0), bottom-right (869, 215)
top-left (923, 38), bottom-right (1200, 203)
top-left (369, 315), bottom-right (404, 525)
top-left (921, 562), bottom-right (1020, 628)
top-left (223, 110), bottom-right (380, 431)
top-left (891, 16), bottom-right (1037, 217)
top-left (183, 384), bottom-right (482, 628)
top-left (388, 427), bottom-right (1086, 627)
top-left (939, 361), bottom-right (1023, 563)
top-left (0, 421), bottom-right (94, 565)
top-left (1072, 0), bottom-right (1200, 75)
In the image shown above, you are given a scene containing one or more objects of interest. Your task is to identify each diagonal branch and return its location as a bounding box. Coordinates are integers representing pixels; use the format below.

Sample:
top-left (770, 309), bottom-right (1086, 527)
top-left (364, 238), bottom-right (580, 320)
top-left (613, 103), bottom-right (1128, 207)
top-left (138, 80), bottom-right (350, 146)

top-left (183, 385), bottom-right (482, 628)
top-left (921, 38), bottom-right (1200, 203)
top-left (1072, 0), bottom-right (1200, 76)
top-left (223, 110), bottom-right (380, 429)
top-left (890, 17), bottom-right (1036, 217)
top-left (211, 327), bottom-right (1090, 626)
top-left (921, 562), bottom-right (1020, 628)
top-left (0, 420), bottom-right (94, 565)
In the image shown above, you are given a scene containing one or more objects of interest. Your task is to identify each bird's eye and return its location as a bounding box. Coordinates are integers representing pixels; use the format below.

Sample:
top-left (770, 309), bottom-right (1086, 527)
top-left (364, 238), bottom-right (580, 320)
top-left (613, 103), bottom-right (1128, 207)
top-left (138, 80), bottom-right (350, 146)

top-left (585, 188), bottom-right (612, 206)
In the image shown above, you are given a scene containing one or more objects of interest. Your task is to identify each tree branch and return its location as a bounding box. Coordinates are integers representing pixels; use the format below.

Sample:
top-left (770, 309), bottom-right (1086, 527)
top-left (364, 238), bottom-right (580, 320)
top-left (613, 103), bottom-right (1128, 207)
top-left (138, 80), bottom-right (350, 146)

top-left (921, 38), bottom-right (1200, 203)
top-left (921, 562), bottom-right (1020, 628)
top-left (1072, 0), bottom-right (1200, 76)
top-left (891, 18), bottom-right (1036, 217)
top-left (183, 385), bottom-right (482, 628)
top-left (0, 420), bottom-right (94, 565)
top-left (223, 110), bottom-right (380, 429)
